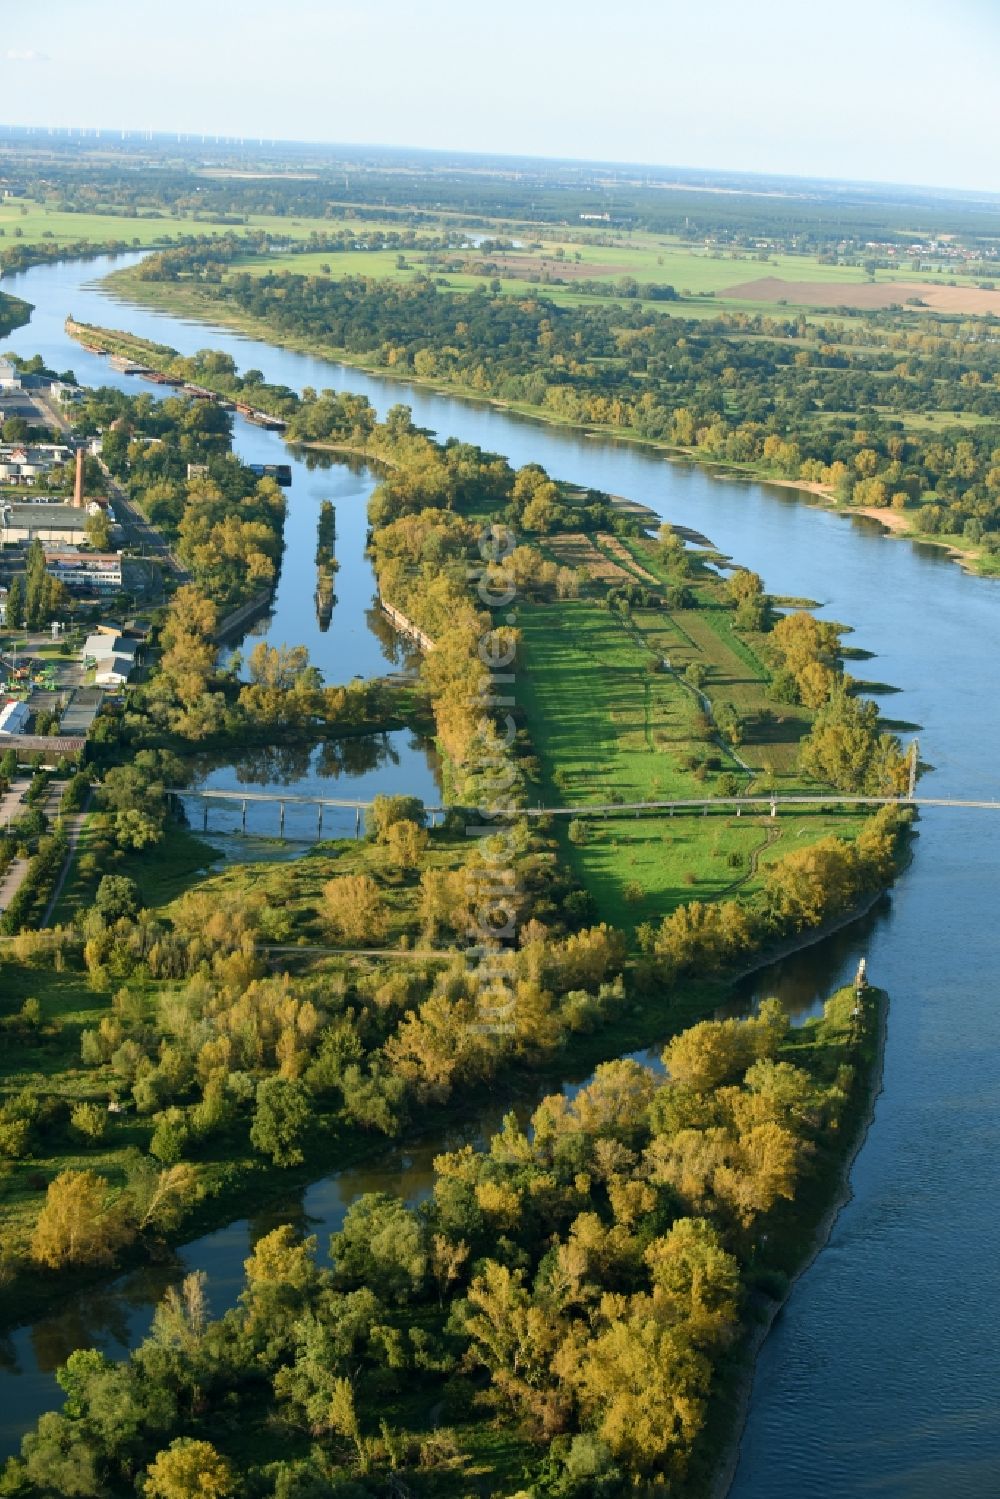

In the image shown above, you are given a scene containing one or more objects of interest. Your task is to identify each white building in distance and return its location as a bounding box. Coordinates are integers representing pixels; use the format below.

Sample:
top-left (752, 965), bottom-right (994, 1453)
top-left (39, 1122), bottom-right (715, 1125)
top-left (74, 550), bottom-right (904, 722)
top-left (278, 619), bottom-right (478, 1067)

top-left (0, 444), bottom-right (72, 485)
top-left (0, 700), bottom-right (30, 735)
top-left (45, 550), bottom-right (124, 592)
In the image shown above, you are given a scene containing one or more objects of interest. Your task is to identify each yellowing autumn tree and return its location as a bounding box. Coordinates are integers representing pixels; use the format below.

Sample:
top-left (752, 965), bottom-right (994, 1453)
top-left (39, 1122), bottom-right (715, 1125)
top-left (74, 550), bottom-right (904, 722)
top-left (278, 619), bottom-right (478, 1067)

top-left (382, 818), bottom-right (429, 872)
top-left (644, 1217), bottom-right (740, 1348)
top-left (322, 874), bottom-right (387, 944)
top-left (564, 1313), bottom-right (709, 1474)
top-left (31, 1170), bottom-right (132, 1270)
top-left (143, 1438), bottom-right (233, 1499)
top-left (662, 1019), bottom-right (755, 1094)
top-left (770, 610), bottom-right (841, 677)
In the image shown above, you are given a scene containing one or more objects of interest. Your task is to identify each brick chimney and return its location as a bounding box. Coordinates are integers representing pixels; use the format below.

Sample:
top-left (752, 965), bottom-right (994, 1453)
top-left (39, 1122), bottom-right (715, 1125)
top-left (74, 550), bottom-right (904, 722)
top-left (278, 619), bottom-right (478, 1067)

top-left (73, 449), bottom-right (84, 509)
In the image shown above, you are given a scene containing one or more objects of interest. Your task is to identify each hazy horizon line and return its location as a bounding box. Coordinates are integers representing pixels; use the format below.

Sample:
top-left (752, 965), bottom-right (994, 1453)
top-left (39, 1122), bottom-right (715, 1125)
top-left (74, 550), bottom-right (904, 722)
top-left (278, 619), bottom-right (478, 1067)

top-left (2, 125), bottom-right (998, 208)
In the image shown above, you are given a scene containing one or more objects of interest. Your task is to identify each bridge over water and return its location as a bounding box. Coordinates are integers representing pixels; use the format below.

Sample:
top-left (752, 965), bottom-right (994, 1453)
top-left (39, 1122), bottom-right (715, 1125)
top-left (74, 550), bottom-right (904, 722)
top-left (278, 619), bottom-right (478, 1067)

top-left (169, 786), bottom-right (1000, 840)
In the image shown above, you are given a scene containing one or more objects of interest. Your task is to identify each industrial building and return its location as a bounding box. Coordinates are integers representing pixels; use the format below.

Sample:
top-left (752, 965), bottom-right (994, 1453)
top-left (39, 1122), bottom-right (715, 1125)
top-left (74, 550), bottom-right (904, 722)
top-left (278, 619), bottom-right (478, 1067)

top-left (0, 502), bottom-right (90, 545)
top-left (0, 446), bottom-right (114, 545)
top-left (59, 686), bottom-right (104, 737)
top-left (0, 443), bottom-right (72, 485)
top-left (94, 659), bottom-right (133, 687)
top-left (84, 631), bottom-right (138, 687)
top-left (0, 700), bottom-right (30, 736)
top-left (45, 550), bottom-right (124, 591)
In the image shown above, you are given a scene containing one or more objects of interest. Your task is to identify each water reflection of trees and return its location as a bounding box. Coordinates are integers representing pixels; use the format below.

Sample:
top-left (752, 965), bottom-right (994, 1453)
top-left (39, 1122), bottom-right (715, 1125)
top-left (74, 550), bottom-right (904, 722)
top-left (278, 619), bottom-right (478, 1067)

top-left (29, 1263), bottom-right (179, 1374)
top-left (247, 1194), bottom-right (312, 1252)
top-left (314, 734), bottom-right (399, 780)
top-left (228, 744), bottom-right (316, 786)
top-left (194, 734), bottom-right (405, 792)
top-left (315, 590), bottom-right (336, 633)
top-left (364, 607), bottom-right (423, 673)
top-left (722, 893), bottom-right (893, 1025)
top-left (365, 606), bottom-right (406, 666)
top-left (286, 444), bottom-right (371, 483)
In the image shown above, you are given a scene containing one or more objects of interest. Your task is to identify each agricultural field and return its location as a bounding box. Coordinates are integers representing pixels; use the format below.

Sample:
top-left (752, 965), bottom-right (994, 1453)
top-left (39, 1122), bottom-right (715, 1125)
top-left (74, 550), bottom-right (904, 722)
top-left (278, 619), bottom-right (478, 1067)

top-left (232, 228), bottom-right (999, 316)
top-left (0, 199), bottom-right (440, 253)
top-left (6, 180), bottom-right (998, 320)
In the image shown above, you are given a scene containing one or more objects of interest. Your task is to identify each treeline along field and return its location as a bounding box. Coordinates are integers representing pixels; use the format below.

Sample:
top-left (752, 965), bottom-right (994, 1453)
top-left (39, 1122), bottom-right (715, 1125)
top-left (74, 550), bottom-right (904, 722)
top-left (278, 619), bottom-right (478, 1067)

top-left (7, 133), bottom-right (1000, 242)
top-left (105, 241), bottom-right (1000, 573)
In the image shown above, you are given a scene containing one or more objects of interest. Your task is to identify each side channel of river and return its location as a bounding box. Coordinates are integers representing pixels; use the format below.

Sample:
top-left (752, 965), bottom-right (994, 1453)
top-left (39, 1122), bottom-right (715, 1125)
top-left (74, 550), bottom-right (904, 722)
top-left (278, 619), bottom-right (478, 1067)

top-left (3, 252), bottom-right (1000, 1496)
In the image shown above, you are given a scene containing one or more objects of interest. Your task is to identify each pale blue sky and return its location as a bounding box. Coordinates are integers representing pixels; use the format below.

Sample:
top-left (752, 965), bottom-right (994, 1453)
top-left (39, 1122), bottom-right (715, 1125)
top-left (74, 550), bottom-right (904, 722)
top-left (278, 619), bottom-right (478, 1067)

top-left (2, 0), bottom-right (998, 192)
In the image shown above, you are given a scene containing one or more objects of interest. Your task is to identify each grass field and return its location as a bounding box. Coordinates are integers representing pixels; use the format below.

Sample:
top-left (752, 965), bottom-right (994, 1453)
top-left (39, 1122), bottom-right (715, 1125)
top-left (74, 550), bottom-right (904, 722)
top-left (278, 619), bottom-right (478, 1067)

top-left (49, 819), bottom-right (218, 924)
top-left (515, 577), bottom-right (860, 930)
top-left (231, 227), bottom-right (981, 316)
top-left (570, 807), bottom-right (863, 933)
top-left (0, 200), bottom-right (450, 254)
top-left (169, 822), bottom-right (476, 945)
top-left (632, 603), bottom-right (814, 778)
top-left (5, 192), bottom-right (989, 323)
top-left (51, 807), bottom-right (480, 950)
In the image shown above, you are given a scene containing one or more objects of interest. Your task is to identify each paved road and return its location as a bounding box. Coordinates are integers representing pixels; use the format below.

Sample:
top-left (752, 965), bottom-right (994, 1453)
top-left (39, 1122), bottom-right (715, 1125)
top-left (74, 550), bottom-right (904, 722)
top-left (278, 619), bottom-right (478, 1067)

top-left (0, 778), bottom-right (32, 914)
top-left (42, 798), bottom-right (90, 927)
top-left (0, 781), bottom-right (88, 923)
top-left (0, 854), bottom-right (28, 914)
top-left (95, 457), bottom-right (189, 581)
top-left (0, 779), bottom-right (30, 826)
top-left (32, 390), bottom-right (72, 435)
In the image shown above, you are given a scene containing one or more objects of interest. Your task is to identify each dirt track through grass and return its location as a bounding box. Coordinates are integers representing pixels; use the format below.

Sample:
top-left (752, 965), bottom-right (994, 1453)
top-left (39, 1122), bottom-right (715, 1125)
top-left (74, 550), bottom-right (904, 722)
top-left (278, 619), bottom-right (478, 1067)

top-left (517, 595), bottom-right (860, 927)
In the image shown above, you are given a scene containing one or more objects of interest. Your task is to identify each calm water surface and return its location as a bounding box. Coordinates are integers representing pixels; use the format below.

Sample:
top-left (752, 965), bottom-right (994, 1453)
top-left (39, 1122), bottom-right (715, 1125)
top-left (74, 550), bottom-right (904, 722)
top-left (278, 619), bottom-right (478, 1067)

top-left (2, 255), bottom-right (1000, 1495)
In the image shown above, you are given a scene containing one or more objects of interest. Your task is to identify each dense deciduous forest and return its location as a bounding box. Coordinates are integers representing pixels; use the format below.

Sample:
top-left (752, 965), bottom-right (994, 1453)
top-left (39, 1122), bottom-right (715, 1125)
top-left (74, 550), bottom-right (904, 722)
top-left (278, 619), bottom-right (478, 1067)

top-left (0, 990), bottom-right (884, 1498)
top-left (121, 246), bottom-right (1000, 552)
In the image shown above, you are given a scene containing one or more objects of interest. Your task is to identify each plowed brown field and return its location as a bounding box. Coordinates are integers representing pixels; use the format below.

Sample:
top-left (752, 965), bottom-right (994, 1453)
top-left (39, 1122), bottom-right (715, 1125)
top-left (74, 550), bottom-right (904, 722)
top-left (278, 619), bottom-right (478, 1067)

top-left (721, 275), bottom-right (1000, 314)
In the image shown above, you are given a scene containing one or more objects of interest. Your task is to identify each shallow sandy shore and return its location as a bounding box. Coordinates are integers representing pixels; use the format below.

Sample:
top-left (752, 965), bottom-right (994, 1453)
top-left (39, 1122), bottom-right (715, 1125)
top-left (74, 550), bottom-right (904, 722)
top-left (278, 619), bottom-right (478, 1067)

top-left (853, 504), bottom-right (912, 534)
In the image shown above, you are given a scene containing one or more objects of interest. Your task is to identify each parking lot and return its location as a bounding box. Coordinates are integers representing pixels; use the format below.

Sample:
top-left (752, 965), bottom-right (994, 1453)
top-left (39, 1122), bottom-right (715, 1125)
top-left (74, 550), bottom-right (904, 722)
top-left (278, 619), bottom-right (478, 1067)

top-left (0, 633), bottom-right (88, 733)
top-left (0, 385), bottom-right (63, 433)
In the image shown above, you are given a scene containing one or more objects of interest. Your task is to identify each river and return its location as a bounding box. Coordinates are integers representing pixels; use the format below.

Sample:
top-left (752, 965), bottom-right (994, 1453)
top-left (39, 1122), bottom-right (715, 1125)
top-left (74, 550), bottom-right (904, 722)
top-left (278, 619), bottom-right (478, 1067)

top-left (3, 252), bottom-right (1000, 1496)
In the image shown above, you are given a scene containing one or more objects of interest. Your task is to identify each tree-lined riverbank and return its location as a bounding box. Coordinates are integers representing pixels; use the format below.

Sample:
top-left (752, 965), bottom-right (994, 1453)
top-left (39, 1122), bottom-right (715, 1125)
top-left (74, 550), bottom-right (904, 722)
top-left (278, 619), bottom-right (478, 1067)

top-left (103, 257), bottom-right (1000, 577)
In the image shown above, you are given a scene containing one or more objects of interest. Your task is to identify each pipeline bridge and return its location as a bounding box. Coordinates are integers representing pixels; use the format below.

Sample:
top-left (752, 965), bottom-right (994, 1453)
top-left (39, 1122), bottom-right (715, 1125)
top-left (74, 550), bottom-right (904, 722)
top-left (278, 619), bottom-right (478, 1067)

top-left (169, 784), bottom-right (1000, 839)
